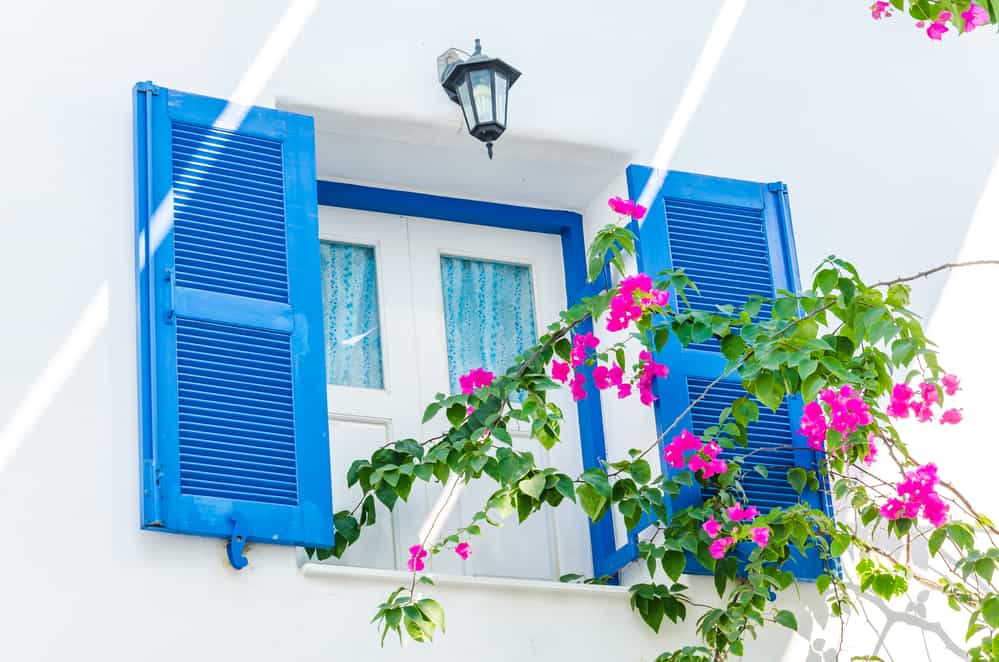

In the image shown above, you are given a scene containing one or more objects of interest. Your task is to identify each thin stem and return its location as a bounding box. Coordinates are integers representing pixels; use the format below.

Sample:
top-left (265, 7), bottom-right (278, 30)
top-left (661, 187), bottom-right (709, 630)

top-left (872, 259), bottom-right (999, 288)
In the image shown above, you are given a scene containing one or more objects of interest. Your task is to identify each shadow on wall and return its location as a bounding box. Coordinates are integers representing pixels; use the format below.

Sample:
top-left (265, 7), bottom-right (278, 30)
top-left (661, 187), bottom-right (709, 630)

top-left (790, 582), bottom-right (964, 662)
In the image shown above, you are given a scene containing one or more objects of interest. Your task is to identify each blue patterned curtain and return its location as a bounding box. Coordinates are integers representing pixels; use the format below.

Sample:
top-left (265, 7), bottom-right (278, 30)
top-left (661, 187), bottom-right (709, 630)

top-left (320, 242), bottom-right (384, 389)
top-left (440, 256), bottom-right (537, 394)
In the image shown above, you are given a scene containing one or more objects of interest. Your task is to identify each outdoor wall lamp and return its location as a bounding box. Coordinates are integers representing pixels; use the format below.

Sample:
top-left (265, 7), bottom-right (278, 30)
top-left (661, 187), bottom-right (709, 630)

top-left (437, 39), bottom-right (521, 159)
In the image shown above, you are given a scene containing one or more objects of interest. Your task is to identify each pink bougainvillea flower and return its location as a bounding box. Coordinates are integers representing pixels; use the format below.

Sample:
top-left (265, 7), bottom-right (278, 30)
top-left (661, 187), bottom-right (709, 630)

top-left (637, 350), bottom-right (669, 406)
top-left (702, 516), bottom-right (722, 539)
top-left (880, 463), bottom-right (949, 527)
top-left (915, 20), bottom-right (926, 27)
top-left (605, 273), bottom-right (670, 333)
top-left (663, 429), bottom-right (701, 469)
top-left (911, 399), bottom-right (934, 423)
top-left (607, 196), bottom-right (648, 220)
top-left (880, 498), bottom-right (904, 520)
top-left (455, 541), bottom-right (472, 560)
top-left (459, 367), bottom-right (495, 395)
top-left (863, 434), bottom-right (878, 466)
top-left (570, 372), bottom-right (588, 402)
top-left (407, 544), bottom-right (428, 572)
top-left (751, 526), bottom-right (770, 548)
top-left (800, 386), bottom-right (872, 451)
top-left (892, 383), bottom-right (914, 403)
top-left (927, 20), bottom-right (950, 39)
top-left (709, 536), bottom-right (735, 560)
top-left (551, 359), bottom-right (570, 384)
top-left (887, 382), bottom-right (915, 419)
top-left (608, 196), bottom-right (631, 215)
top-left (871, 1), bottom-right (890, 19)
top-left (726, 503), bottom-right (759, 522)
top-left (963, 3), bottom-right (990, 31)
top-left (702, 459), bottom-right (728, 479)
top-left (466, 405), bottom-right (475, 416)
top-left (942, 373), bottom-right (960, 396)
top-left (570, 332), bottom-right (600, 367)
top-left (940, 408), bottom-right (963, 425)
top-left (616, 382), bottom-right (633, 399)
top-left (919, 381), bottom-right (939, 406)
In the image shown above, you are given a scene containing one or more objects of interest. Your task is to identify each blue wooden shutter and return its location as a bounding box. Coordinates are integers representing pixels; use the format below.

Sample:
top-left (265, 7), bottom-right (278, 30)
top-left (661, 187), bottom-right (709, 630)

top-left (596, 167), bottom-right (828, 580)
top-left (134, 82), bottom-right (333, 557)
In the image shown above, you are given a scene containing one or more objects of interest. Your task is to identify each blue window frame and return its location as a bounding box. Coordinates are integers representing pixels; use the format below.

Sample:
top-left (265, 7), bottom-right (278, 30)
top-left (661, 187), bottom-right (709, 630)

top-left (315, 181), bottom-right (618, 581)
top-left (593, 166), bottom-right (832, 582)
top-left (134, 82), bottom-right (334, 567)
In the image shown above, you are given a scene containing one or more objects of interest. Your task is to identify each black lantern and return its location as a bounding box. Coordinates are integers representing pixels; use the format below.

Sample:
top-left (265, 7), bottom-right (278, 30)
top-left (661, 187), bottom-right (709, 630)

top-left (438, 39), bottom-right (521, 159)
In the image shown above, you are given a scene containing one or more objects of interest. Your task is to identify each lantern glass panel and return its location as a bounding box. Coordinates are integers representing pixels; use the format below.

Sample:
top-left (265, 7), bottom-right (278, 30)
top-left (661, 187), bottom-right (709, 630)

top-left (456, 77), bottom-right (475, 131)
top-left (470, 69), bottom-right (494, 124)
top-left (494, 71), bottom-right (508, 127)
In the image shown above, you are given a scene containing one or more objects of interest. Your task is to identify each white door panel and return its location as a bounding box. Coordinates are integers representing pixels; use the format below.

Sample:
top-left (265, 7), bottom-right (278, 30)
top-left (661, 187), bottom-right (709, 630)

top-left (407, 217), bottom-right (587, 580)
top-left (319, 206), bottom-right (426, 570)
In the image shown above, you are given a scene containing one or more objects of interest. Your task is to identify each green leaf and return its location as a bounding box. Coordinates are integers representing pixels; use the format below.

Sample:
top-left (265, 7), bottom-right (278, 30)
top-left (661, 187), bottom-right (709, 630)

top-left (554, 337), bottom-right (572, 362)
top-left (347, 460), bottom-right (369, 488)
top-left (928, 527), bottom-right (947, 557)
top-left (802, 372), bottom-right (824, 402)
top-left (774, 297), bottom-right (798, 319)
top-left (446, 402), bottom-right (467, 427)
top-left (794, 318), bottom-right (819, 341)
top-left (891, 338), bottom-right (916, 366)
top-left (333, 511), bottom-right (360, 544)
top-left (638, 596), bottom-right (665, 633)
top-left (581, 468), bottom-right (612, 498)
top-left (775, 609), bottom-right (798, 631)
top-left (417, 598), bottom-right (445, 632)
top-left (654, 327), bottom-right (670, 352)
top-left (830, 533), bottom-right (851, 557)
top-left (720, 334), bottom-right (745, 362)
top-left (555, 474), bottom-right (576, 502)
top-left (948, 523), bottom-right (975, 551)
top-left (787, 467), bottom-right (807, 495)
top-left (492, 427), bottom-right (513, 445)
top-left (518, 473), bottom-right (546, 500)
top-left (984, 597), bottom-right (999, 628)
top-left (361, 494), bottom-right (377, 527)
top-left (422, 402), bottom-right (442, 423)
top-left (815, 574), bottom-right (831, 594)
top-left (629, 459), bottom-right (652, 484)
top-left (663, 550), bottom-right (686, 581)
top-left (577, 483), bottom-right (608, 522)
top-left (815, 268), bottom-right (838, 295)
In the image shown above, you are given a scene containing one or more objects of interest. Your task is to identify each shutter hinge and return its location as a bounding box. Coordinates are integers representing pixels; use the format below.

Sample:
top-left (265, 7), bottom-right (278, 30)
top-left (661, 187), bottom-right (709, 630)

top-left (164, 268), bottom-right (176, 324)
top-left (226, 516), bottom-right (249, 570)
top-left (767, 182), bottom-right (787, 193)
top-left (135, 80), bottom-right (161, 95)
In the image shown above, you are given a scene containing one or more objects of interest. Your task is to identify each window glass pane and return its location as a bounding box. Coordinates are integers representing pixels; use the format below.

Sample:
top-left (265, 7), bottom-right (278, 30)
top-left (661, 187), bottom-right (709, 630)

top-left (320, 241), bottom-right (384, 389)
top-left (495, 72), bottom-right (508, 126)
top-left (470, 69), bottom-right (494, 124)
top-left (457, 78), bottom-right (475, 130)
top-left (440, 256), bottom-right (536, 394)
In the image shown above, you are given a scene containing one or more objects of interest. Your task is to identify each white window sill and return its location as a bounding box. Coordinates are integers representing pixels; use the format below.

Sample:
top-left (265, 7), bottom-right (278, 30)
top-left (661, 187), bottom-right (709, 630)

top-left (301, 562), bottom-right (629, 597)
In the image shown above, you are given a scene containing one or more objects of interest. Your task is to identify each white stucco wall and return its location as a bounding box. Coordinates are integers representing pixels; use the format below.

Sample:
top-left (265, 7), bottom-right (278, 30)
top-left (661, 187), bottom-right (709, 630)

top-left (1, 1), bottom-right (996, 660)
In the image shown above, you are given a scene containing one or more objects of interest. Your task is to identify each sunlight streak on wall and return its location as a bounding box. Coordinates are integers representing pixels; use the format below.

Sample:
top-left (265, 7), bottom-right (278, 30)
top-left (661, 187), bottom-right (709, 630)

top-left (635, 0), bottom-right (747, 221)
top-left (148, 0), bottom-right (319, 254)
top-left (0, 283), bottom-right (109, 473)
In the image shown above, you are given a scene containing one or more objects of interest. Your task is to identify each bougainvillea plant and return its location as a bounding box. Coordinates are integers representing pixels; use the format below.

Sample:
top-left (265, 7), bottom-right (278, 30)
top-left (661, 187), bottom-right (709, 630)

top-left (870, 0), bottom-right (998, 39)
top-left (306, 199), bottom-right (998, 661)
